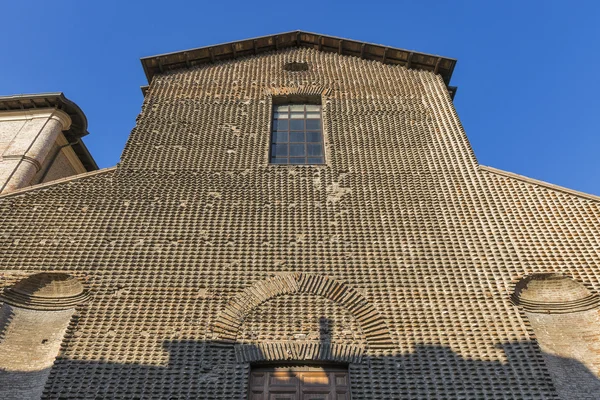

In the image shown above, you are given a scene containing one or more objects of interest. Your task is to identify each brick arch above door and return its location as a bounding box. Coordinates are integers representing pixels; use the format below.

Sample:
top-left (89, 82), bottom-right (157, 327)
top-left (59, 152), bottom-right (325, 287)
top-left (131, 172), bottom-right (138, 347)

top-left (212, 273), bottom-right (395, 351)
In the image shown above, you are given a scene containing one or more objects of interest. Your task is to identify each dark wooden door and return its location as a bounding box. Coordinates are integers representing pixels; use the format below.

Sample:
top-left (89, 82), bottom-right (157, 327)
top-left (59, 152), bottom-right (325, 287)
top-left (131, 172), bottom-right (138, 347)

top-left (249, 366), bottom-right (350, 400)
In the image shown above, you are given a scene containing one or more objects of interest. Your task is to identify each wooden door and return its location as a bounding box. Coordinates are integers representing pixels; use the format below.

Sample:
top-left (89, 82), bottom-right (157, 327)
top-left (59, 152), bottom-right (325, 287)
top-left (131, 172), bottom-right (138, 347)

top-left (249, 366), bottom-right (350, 400)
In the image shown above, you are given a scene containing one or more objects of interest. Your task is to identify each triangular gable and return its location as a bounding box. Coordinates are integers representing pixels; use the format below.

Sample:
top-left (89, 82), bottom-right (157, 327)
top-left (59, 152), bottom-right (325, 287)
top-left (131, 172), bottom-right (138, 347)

top-left (140, 31), bottom-right (456, 88)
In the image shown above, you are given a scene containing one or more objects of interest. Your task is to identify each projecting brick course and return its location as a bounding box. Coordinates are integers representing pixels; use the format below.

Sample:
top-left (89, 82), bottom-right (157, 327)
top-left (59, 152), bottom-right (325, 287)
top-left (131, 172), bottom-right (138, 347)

top-left (0, 42), bottom-right (599, 399)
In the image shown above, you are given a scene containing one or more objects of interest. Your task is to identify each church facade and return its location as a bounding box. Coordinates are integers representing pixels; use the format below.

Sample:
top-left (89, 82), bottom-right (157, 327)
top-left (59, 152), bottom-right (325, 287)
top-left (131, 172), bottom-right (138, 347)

top-left (1, 31), bottom-right (599, 399)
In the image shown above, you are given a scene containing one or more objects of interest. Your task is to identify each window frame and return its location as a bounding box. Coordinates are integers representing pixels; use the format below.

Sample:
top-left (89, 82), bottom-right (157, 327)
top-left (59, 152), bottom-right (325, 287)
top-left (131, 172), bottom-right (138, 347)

top-left (269, 102), bottom-right (325, 166)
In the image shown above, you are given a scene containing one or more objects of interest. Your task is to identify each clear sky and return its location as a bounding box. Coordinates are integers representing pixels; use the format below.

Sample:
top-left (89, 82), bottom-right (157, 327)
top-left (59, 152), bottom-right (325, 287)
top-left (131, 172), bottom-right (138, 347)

top-left (1, 1), bottom-right (599, 195)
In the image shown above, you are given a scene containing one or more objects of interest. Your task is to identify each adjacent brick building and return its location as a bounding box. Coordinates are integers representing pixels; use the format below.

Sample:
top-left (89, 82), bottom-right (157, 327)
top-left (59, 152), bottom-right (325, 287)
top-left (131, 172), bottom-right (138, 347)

top-left (0, 93), bottom-right (97, 194)
top-left (0, 31), bottom-right (599, 399)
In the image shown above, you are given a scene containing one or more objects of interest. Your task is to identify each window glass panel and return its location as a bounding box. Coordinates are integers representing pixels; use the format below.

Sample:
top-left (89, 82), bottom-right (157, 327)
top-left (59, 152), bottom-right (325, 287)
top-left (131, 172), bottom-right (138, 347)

top-left (289, 120), bottom-right (304, 131)
top-left (271, 144), bottom-right (288, 157)
top-left (306, 132), bottom-right (321, 142)
top-left (307, 144), bottom-right (323, 156)
top-left (290, 132), bottom-right (305, 142)
top-left (289, 144), bottom-right (306, 157)
top-left (273, 131), bottom-right (288, 142)
top-left (306, 119), bottom-right (320, 130)
top-left (270, 103), bottom-right (323, 165)
top-left (273, 119), bottom-right (288, 130)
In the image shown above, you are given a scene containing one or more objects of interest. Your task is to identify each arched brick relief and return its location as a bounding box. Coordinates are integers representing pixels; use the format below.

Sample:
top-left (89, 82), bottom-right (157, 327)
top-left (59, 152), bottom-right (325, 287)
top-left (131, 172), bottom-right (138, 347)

top-left (235, 342), bottom-right (364, 364)
top-left (511, 272), bottom-right (599, 314)
top-left (511, 273), bottom-right (600, 398)
top-left (212, 273), bottom-right (394, 350)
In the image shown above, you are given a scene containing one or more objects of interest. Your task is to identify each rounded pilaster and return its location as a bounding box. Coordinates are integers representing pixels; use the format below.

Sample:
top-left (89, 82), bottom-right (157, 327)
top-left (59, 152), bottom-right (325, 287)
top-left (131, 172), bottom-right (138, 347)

top-left (0, 273), bottom-right (88, 400)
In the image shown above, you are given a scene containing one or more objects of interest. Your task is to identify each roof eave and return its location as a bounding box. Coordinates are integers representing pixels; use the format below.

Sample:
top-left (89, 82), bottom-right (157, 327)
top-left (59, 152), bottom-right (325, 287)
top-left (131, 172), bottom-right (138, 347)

top-left (140, 30), bottom-right (457, 87)
top-left (0, 93), bottom-right (98, 171)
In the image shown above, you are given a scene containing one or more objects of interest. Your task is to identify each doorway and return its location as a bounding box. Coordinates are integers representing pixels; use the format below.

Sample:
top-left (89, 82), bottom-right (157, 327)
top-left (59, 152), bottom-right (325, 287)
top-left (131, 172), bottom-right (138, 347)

top-left (249, 365), bottom-right (351, 399)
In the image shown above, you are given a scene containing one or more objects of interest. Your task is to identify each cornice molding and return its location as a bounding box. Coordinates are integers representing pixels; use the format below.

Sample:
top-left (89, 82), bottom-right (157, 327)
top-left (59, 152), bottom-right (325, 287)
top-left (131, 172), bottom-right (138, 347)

top-left (0, 108), bottom-right (72, 131)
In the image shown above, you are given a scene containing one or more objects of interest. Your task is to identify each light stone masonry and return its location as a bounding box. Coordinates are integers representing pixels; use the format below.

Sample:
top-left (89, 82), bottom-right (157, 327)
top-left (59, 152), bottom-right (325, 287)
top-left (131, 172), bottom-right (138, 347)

top-left (0, 109), bottom-right (72, 193)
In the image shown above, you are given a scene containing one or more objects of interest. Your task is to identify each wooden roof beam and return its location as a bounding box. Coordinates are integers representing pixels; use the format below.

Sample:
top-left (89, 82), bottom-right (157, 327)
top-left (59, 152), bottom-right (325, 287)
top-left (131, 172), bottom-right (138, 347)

top-left (139, 31), bottom-right (457, 87)
top-left (434, 57), bottom-right (442, 74)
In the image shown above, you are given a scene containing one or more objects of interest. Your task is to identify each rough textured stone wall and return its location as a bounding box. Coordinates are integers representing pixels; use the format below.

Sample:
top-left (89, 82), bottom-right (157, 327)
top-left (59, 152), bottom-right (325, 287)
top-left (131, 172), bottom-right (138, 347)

top-left (0, 47), bottom-right (598, 399)
top-left (0, 305), bottom-right (74, 399)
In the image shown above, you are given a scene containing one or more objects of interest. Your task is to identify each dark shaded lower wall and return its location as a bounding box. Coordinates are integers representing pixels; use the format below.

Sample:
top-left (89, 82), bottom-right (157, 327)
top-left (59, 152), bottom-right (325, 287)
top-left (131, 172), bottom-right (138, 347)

top-left (38, 339), bottom-right (600, 399)
top-left (526, 310), bottom-right (600, 400)
top-left (542, 353), bottom-right (600, 399)
top-left (0, 305), bottom-right (74, 400)
top-left (0, 369), bottom-right (52, 400)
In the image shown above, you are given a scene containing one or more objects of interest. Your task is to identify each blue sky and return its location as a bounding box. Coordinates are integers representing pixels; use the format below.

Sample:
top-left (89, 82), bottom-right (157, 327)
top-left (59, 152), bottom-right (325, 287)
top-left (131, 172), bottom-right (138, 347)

top-left (1, 1), bottom-right (599, 195)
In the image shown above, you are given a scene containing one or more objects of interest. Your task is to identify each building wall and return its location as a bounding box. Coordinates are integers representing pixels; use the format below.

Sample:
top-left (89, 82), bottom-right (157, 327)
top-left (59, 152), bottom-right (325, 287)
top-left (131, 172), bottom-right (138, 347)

top-left (0, 110), bottom-right (85, 193)
top-left (527, 310), bottom-right (600, 398)
top-left (0, 48), bottom-right (599, 399)
top-left (31, 134), bottom-right (86, 185)
top-left (0, 306), bottom-right (75, 400)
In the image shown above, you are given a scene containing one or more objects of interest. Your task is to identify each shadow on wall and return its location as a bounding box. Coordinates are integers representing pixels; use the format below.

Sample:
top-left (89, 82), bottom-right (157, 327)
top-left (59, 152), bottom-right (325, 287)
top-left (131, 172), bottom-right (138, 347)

top-left (2, 314), bottom-right (600, 399)
top-left (0, 340), bottom-right (598, 399)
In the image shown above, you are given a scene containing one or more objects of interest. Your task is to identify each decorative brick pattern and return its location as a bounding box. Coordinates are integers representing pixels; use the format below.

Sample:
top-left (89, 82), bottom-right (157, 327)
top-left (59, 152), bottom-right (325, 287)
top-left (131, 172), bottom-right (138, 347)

top-left (512, 273), bottom-right (600, 314)
top-left (0, 42), bottom-right (598, 398)
top-left (235, 342), bottom-right (364, 364)
top-left (213, 273), bottom-right (394, 350)
top-left (238, 293), bottom-right (366, 347)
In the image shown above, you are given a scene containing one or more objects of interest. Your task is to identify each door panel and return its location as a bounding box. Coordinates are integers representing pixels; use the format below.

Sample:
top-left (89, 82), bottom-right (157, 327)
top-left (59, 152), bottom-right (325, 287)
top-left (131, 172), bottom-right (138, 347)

top-left (249, 367), bottom-right (350, 400)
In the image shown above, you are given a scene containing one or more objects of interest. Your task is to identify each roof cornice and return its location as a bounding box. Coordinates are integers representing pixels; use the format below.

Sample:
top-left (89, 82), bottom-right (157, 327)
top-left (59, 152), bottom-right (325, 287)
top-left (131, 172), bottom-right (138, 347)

top-left (479, 165), bottom-right (600, 203)
top-left (140, 31), bottom-right (457, 89)
top-left (0, 166), bottom-right (116, 200)
top-left (0, 93), bottom-right (98, 171)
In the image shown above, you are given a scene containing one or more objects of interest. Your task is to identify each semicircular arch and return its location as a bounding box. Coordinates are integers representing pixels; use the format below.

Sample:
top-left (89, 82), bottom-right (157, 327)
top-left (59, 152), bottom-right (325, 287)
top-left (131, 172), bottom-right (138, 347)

top-left (212, 273), bottom-right (394, 350)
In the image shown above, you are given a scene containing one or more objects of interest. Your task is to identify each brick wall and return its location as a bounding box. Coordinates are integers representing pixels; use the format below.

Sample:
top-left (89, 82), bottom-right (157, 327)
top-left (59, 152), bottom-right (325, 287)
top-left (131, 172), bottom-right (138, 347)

top-left (0, 47), bottom-right (598, 398)
top-left (0, 111), bottom-right (84, 193)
